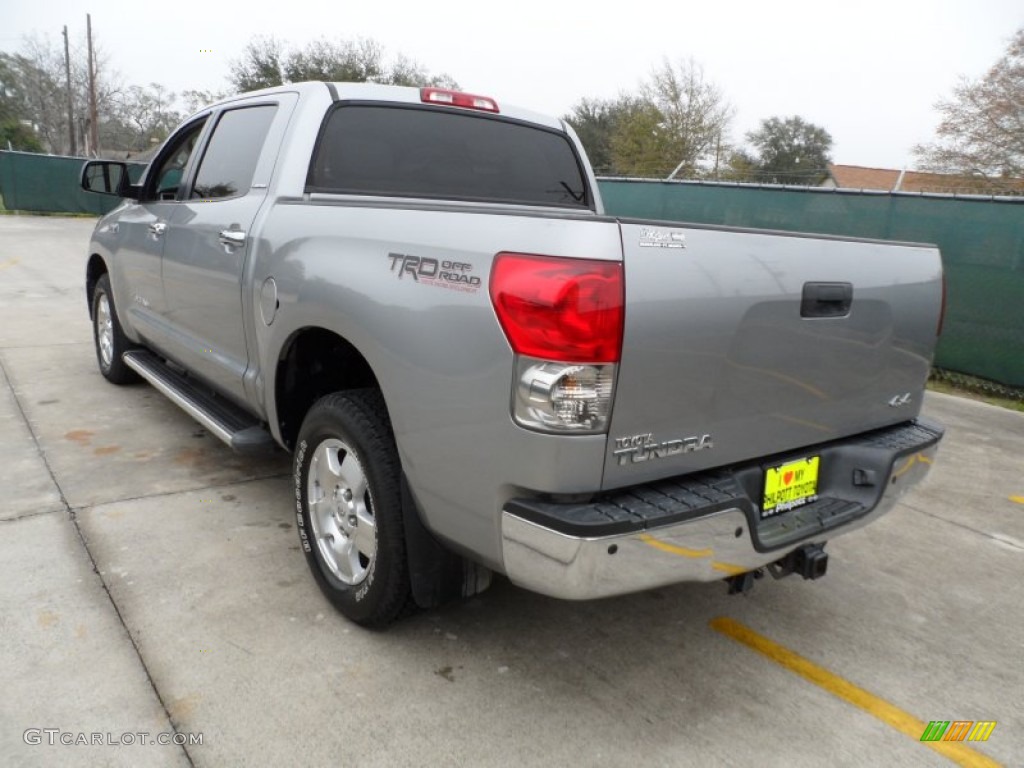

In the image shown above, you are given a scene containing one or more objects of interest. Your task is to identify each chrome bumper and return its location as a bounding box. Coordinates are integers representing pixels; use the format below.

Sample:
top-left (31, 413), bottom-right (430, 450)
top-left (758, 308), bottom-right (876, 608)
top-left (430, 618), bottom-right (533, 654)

top-left (501, 421), bottom-right (942, 600)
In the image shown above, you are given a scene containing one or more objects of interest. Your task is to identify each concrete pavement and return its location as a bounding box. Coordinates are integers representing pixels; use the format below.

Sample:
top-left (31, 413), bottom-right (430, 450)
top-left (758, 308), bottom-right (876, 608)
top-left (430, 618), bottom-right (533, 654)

top-left (1, 216), bottom-right (1021, 767)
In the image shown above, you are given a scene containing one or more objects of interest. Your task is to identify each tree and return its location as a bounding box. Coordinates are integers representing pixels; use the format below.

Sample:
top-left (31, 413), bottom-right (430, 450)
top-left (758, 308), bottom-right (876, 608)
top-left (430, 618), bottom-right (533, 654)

top-left (110, 83), bottom-right (181, 151)
top-left (283, 38), bottom-right (384, 84)
top-left (721, 148), bottom-right (758, 182)
top-left (228, 37), bottom-right (459, 93)
top-left (914, 29), bottom-right (1024, 177)
top-left (180, 89), bottom-right (224, 115)
top-left (5, 32), bottom-right (217, 155)
top-left (564, 59), bottom-right (732, 178)
top-left (0, 53), bottom-right (44, 151)
top-left (386, 53), bottom-right (458, 88)
top-left (745, 116), bottom-right (833, 185)
top-left (1, 46), bottom-right (66, 154)
top-left (0, 119), bottom-right (44, 152)
top-left (229, 36), bottom-right (287, 92)
top-left (4, 33), bottom-right (124, 156)
top-left (636, 59), bottom-right (732, 178)
top-left (600, 59), bottom-right (732, 178)
top-left (610, 98), bottom-right (677, 177)
top-left (563, 97), bottom-right (640, 173)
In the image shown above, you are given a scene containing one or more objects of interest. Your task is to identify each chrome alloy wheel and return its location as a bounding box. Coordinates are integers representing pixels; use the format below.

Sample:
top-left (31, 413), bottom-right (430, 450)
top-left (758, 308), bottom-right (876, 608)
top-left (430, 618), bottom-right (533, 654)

top-left (96, 294), bottom-right (114, 367)
top-left (307, 438), bottom-right (377, 585)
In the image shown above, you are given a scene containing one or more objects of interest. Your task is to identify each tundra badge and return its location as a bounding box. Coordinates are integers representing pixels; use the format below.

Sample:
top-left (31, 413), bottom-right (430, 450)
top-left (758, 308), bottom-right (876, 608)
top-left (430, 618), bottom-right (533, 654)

top-left (613, 432), bottom-right (713, 465)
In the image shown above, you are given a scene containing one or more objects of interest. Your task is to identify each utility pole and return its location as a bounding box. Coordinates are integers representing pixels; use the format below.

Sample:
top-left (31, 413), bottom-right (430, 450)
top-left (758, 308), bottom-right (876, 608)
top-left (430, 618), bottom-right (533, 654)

top-left (86, 13), bottom-right (99, 156)
top-left (62, 26), bottom-right (77, 156)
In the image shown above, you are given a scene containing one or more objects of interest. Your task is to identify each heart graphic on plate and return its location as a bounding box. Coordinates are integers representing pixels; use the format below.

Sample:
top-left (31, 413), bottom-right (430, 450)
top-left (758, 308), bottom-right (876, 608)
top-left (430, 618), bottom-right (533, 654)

top-left (783, 471), bottom-right (794, 485)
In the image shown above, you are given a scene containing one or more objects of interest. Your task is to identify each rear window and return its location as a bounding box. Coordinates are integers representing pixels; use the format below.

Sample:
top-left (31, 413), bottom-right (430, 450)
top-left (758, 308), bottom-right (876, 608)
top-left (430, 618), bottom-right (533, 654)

top-left (307, 105), bottom-right (590, 209)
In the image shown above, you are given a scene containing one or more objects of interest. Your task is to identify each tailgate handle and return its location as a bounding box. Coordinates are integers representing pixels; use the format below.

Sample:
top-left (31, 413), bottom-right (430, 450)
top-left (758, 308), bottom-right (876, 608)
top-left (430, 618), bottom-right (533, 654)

top-left (801, 282), bottom-right (852, 318)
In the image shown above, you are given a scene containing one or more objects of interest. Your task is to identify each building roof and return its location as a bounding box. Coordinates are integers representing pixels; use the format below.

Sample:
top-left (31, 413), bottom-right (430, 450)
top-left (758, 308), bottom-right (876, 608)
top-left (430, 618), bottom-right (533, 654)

top-left (826, 165), bottom-right (901, 191)
top-left (825, 164), bottom-right (1024, 195)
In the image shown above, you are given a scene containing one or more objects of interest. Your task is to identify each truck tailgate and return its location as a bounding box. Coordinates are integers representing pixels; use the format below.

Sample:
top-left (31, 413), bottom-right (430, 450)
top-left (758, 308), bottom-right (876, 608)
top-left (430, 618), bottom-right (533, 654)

top-left (603, 221), bottom-right (944, 489)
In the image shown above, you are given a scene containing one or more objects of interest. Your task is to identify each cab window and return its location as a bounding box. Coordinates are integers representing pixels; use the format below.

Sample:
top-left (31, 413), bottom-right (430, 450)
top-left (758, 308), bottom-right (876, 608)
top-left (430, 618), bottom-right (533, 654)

top-left (148, 120), bottom-right (206, 201)
top-left (307, 105), bottom-right (590, 209)
top-left (190, 106), bottom-right (277, 201)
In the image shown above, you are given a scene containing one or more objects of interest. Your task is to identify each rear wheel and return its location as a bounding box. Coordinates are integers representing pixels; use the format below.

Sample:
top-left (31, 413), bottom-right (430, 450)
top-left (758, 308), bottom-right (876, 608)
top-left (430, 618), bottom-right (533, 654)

top-left (294, 389), bottom-right (411, 628)
top-left (91, 273), bottom-right (139, 385)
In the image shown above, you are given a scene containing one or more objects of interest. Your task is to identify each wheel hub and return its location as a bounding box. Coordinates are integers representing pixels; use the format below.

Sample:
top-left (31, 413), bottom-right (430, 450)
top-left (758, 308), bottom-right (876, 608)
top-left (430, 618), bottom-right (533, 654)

top-left (306, 437), bottom-right (377, 585)
top-left (96, 294), bottom-right (114, 367)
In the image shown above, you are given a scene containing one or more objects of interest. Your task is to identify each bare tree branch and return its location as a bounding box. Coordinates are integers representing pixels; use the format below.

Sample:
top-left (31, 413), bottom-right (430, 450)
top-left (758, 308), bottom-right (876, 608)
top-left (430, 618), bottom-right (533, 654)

top-left (915, 29), bottom-right (1024, 177)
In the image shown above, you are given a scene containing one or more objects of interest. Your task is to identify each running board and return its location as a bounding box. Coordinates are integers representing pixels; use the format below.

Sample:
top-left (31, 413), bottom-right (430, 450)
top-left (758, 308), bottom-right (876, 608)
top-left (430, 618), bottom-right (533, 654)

top-left (122, 350), bottom-right (277, 455)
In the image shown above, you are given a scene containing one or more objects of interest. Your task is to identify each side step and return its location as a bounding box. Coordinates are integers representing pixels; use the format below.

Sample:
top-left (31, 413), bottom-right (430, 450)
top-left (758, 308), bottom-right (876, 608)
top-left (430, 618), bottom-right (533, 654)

top-left (123, 350), bottom-right (277, 455)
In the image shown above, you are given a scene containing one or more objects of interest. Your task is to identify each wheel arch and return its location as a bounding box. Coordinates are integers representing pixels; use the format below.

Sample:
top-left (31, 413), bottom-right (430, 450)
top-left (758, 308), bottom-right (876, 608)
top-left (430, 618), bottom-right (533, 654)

top-left (85, 253), bottom-right (108, 320)
top-left (272, 324), bottom-right (490, 610)
top-left (273, 326), bottom-right (381, 451)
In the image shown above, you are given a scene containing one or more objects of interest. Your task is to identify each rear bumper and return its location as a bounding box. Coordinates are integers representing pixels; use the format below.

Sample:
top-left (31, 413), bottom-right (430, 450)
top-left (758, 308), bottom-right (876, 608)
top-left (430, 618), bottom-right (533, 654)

top-left (501, 419), bottom-right (943, 600)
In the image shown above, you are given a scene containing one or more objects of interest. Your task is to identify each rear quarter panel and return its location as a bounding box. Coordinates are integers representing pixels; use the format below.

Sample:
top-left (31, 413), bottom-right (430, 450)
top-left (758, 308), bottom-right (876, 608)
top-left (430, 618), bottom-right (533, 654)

top-left (253, 202), bottom-right (621, 568)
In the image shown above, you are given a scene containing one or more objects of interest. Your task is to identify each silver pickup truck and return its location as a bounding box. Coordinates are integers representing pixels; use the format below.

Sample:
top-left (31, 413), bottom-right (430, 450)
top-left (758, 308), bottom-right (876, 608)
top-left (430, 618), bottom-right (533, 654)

top-left (81, 82), bottom-right (945, 627)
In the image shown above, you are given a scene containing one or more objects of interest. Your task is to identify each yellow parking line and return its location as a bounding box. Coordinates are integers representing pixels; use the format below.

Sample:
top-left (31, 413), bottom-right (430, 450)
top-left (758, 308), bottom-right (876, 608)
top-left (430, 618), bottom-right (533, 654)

top-left (711, 561), bottom-right (747, 576)
top-left (637, 534), bottom-right (750, 575)
top-left (892, 452), bottom-right (933, 479)
top-left (637, 533), bottom-right (712, 559)
top-left (0, 256), bottom-right (20, 271)
top-left (1010, 495), bottom-right (1024, 505)
top-left (710, 617), bottom-right (1002, 768)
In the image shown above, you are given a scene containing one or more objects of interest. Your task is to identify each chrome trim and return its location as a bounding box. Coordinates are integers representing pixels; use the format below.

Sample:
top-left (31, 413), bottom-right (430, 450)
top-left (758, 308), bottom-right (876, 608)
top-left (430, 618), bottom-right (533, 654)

top-left (122, 354), bottom-right (234, 446)
top-left (219, 229), bottom-right (247, 248)
top-left (501, 443), bottom-right (938, 600)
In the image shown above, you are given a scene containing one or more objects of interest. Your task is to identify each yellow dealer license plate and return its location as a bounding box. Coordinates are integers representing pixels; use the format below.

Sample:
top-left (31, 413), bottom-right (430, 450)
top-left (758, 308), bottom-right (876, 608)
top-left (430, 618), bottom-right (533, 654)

top-left (762, 456), bottom-right (820, 518)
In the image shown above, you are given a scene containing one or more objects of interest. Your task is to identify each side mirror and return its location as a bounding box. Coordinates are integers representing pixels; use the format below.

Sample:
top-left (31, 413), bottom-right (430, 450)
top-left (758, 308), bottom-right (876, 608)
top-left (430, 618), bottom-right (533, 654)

top-left (81, 160), bottom-right (140, 199)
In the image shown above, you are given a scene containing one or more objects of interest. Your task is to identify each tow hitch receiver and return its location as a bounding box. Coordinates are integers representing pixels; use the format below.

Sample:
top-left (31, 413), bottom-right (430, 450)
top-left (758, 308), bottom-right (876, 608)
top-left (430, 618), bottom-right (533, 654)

top-left (793, 544), bottom-right (829, 580)
top-left (727, 543), bottom-right (829, 594)
top-left (726, 568), bottom-right (763, 595)
top-left (767, 543), bottom-right (829, 581)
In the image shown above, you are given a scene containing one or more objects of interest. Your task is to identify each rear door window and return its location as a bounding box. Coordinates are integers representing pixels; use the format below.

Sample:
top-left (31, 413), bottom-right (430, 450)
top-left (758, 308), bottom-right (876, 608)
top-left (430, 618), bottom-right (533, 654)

top-left (307, 105), bottom-right (590, 209)
top-left (191, 105), bottom-right (277, 200)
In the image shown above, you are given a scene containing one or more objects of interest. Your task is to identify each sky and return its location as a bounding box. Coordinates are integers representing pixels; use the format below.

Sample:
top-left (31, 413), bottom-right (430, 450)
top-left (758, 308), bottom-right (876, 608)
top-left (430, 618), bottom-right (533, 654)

top-left (2, 0), bottom-right (1021, 170)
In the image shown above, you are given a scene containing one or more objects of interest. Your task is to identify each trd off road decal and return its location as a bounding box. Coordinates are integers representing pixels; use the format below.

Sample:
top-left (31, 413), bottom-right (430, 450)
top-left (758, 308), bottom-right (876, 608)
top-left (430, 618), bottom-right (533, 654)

top-left (388, 253), bottom-right (481, 293)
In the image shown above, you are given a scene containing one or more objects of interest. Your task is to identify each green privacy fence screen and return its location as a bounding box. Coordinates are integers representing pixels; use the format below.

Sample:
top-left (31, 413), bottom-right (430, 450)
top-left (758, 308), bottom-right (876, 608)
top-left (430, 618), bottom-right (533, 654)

top-left (0, 151), bottom-right (146, 215)
top-left (598, 178), bottom-right (1024, 389)
top-left (1, 154), bottom-right (1019, 388)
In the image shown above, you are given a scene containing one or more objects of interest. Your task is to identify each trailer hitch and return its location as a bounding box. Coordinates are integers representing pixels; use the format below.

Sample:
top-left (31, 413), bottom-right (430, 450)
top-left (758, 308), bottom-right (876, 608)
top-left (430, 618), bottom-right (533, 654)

top-left (726, 543), bottom-right (829, 594)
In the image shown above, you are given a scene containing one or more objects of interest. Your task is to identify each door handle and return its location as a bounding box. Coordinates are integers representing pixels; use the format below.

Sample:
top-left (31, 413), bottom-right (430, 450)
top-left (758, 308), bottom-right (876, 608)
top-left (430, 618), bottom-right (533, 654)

top-left (219, 229), bottom-right (247, 248)
top-left (801, 282), bottom-right (853, 318)
top-left (148, 221), bottom-right (167, 238)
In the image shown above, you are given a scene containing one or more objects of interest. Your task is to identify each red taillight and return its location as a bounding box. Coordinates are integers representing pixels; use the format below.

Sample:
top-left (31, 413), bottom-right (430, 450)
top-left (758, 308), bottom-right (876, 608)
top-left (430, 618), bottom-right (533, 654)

top-left (420, 87), bottom-right (499, 113)
top-left (489, 253), bottom-right (624, 363)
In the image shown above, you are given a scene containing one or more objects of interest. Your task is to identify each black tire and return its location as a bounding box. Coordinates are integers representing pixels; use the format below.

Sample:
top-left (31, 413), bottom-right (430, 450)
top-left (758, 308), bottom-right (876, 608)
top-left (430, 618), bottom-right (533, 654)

top-left (294, 389), bottom-right (411, 628)
top-left (91, 273), bottom-right (140, 385)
